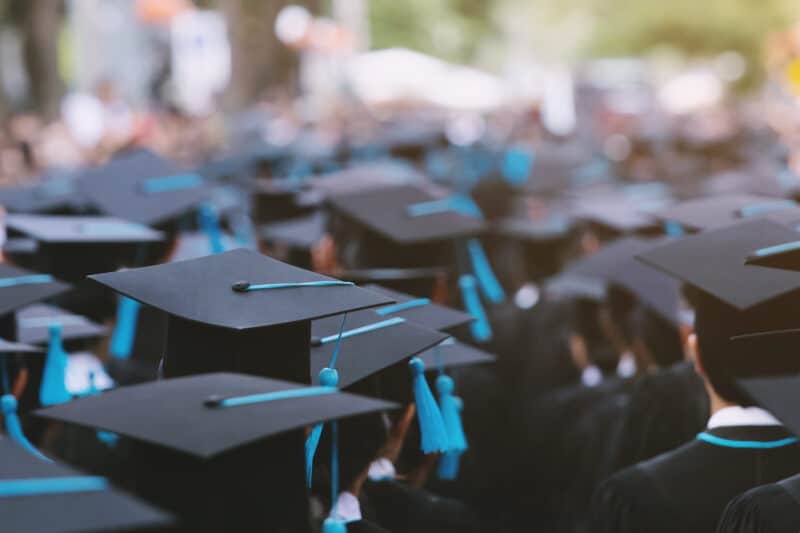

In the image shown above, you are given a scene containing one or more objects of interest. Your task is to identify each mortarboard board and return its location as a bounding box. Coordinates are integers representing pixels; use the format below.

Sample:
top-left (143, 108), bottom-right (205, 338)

top-left (636, 219), bottom-right (800, 310)
top-left (361, 284), bottom-right (473, 332)
top-left (309, 309), bottom-right (448, 389)
top-left (36, 372), bottom-right (396, 531)
top-left (555, 237), bottom-right (681, 326)
top-left (416, 338), bottom-right (496, 370)
top-left (337, 267), bottom-right (449, 298)
top-left (326, 184), bottom-right (485, 246)
top-left (0, 337), bottom-right (41, 353)
top-left (260, 211), bottom-right (327, 252)
top-left (168, 230), bottom-right (241, 262)
top-left (654, 194), bottom-right (797, 232)
top-left (5, 215), bottom-right (165, 286)
top-left (0, 438), bottom-right (172, 533)
top-left (0, 171), bottom-right (85, 215)
top-left (0, 264), bottom-right (69, 323)
top-left (5, 214), bottom-right (164, 245)
top-left (492, 215), bottom-right (572, 244)
top-left (737, 371), bottom-right (800, 437)
top-left (16, 304), bottom-right (106, 346)
top-left (78, 149), bottom-right (211, 227)
top-left (89, 249), bottom-right (393, 383)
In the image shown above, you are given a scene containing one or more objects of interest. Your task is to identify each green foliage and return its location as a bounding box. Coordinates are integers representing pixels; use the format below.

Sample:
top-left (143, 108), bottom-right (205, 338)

top-left (368, 0), bottom-right (493, 62)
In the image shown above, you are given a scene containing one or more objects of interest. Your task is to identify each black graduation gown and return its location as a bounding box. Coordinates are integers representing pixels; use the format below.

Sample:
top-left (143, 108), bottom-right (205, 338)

top-left (717, 474), bottom-right (800, 533)
top-left (362, 479), bottom-right (496, 533)
top-left (591, 426), bottom-right (800, 533)
top-left (611, 361), bottom-right (709, 472)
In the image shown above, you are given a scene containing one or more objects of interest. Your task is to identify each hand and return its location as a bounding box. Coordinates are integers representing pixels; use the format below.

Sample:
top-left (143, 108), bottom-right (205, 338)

top-left (377, 403), bottom-right (416, 464)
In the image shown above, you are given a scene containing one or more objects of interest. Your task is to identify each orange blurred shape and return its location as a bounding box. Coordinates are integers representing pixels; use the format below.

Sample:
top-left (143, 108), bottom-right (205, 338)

top-left (136, 0), bottom-right (191, 24)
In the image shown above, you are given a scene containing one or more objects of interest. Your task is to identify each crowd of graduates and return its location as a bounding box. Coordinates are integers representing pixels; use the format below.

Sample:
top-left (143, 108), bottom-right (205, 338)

top-left (4, 78), bottom-right (800, 533)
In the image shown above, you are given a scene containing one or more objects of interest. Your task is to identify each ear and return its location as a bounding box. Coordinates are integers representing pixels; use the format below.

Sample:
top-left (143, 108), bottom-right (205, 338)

top-left (688, 333), bottom-right (705, 377)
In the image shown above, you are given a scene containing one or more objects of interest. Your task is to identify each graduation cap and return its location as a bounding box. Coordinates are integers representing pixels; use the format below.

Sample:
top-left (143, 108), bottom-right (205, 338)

top-left (259, 211), bottom-right (327, 269)
top-left (561, 237), bottom-right (681, 326)
top-left (309, 309), bottom-right (449, 389)
top-left (89, 249), bottom-right (393, 383)
top-left (250, 178), bottom-right (312, 223)
top-left (0, 171), bottom-right (85, 215)
top-left (337, 267), bottom-right (449, 298)
top-left (654, 194), bottom-right (797, 232)
top-left (327, 184), bottom-right (485, 246)
top-left (5, 214), bottom-right (164, 283)
top-left (16, 304), bottom-right (106, 346)
top-left (0, 338), bottom-right (41, 353)
top-left (0, 265), bottom-right (69, 325)
top-left (35, 372), bottom-right (396, 530)
top-left (636, 219), bottom-right (800, 310)
top-left (361, 284), bottom-right (473, 332)
top-left (737, 372), bottom-right (800, 437)
top-left (78, 149), bottom-right (211, 227)
top-left (416, 337), bottom-right (496, 370)
top-left (0, 438), bottom-right (172, 533)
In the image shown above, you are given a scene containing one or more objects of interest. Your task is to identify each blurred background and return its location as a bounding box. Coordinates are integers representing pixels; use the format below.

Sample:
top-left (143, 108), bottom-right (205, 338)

top-left (2, 0), bottom-right (800, 187)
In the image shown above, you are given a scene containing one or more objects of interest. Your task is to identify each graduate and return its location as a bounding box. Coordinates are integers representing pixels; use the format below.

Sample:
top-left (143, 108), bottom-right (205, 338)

top-left (592, 220), bottom-right (800, 533)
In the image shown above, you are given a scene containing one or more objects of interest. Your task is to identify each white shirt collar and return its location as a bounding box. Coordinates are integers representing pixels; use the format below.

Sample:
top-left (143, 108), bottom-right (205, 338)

top-left (331, 491), bottom-right (362, 523)
top-left (581, 365), bottom-right (603, 387)
top-left (707, 406), bottom-right (782, 429)
top-left (367, 458), bottom-right (396, 481)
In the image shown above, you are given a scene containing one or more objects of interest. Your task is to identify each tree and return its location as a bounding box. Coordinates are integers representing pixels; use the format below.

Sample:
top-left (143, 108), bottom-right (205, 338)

top-left (10, 0), bottom-right (65, 119)
top-left (217, 0), bottom-right (318, 111)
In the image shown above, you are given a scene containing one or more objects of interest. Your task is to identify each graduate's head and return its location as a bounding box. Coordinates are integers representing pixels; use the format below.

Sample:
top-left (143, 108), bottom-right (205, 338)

top-left (685, 285), bottom-right (800, 406)
top-left (569, 298), bottom-right (618, 375)
top-left (630, 305), bottom-right (683, 371)
top-left (600, 285), bottom-right (637, 355)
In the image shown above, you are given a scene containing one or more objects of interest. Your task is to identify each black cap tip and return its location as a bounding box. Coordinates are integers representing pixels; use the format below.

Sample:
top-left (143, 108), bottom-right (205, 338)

top-left (232, 281), bottom-right (250, 292)
top-left (204, 395), bottom-right (225, 408)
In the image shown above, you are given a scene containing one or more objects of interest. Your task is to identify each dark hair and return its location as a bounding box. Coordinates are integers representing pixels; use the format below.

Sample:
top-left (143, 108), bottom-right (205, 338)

top-left (606, 285), bottom-right (637, 347)
top-left (572, 298), bottom-right (618, 374)
top-left (631, 306), bottom-right (683, 368)
top-left (685, 285), bottom-right (800, 405)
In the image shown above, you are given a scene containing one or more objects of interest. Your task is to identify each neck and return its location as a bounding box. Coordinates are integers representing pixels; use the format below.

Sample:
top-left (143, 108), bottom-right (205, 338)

top-left (705, 379), bottom-right (737, 417)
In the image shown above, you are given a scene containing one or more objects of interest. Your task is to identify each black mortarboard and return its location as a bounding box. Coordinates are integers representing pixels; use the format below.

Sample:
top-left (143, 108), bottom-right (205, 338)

top-left (260, 211), bottom-right (327, 252)
top-left (326, 184), bottom-right (485, 245)
top-left (6, 214), bottom-right (164, 283)
top-left (416, 338), bottom-right (496, 370)
top-left (168, 230), bottom-right (240, 262)
top-left (36, 372), bottom-right (395, 531)
top-left (361, 284), bottom-right (473, 332)
top-left (6, 214), bottom-right (164, 245)
top-left (78, 149), bottom-right (211, 227)
top-left (557, 236), bottom-right (681, 326)
top-left (654, 194), bottom-right (796, 232)
top-left (0, 264), bottom-right (69, 322)
top-left (337, 267), bottom-right (448, 298)
top-left (250, 179), bottom-right (312, 223)
top-left (89, 249), bottom-right (393, 383)
top-left (0, 337), bottom-right (41, 353)
top-left (310, 309), bottom-right (448, 388)
top-left (259, 211), bottom-right (326, 269)
top-left (737, 372), bottom-right (800, 436)
top-left (0, 439), bottom-right (172, 533)
top-left (16, 304), bottom-right (106, 346)
top-left (0, 171), bottom-right (85, 215)
top-left (636, 219), bottom-right (800, 310)
top-left (492, 215), bottom-right (572, 244)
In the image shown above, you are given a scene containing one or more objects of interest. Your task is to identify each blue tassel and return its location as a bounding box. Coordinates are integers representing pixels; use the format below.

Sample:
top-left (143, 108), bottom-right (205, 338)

top-left (197, 203), bottom-right (226, 254)
top-left (2, 394), bottom-right (50, 461)
top-left (409, 357), bottom-right (449, 454)
top-left (437, 394), bottom-right (466, 480)
top-left (109, 297), bottom-right (141, 359)
top-left (437, 450), bottom-right (462, 480)
top-left (39, 324), bottom-right (71, 407)
top-left (323, 517), bottom-right (347, 533)
top-left (436, 375), bottom-right (467, 453)
top-left (501, 147), bottom-right (534, 186)
top-left (305, 367), bottom-right (339, 487)
top-left (458, 275), bottom-right (492, 342)
top-left (466, 239), bottom-right (505, 304)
